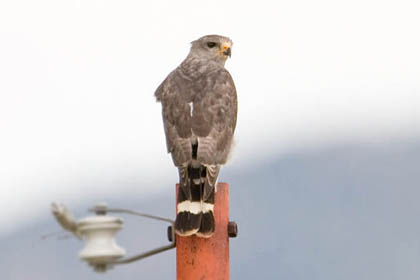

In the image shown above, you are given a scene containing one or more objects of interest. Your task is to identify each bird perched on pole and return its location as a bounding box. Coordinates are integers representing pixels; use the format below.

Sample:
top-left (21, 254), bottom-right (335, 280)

top-left (155, 35), bottom-right (237, 238)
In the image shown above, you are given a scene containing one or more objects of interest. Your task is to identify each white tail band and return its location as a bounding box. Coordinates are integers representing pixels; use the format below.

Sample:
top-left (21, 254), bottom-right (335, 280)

top-left (177, 201), bottom-right (214, 214)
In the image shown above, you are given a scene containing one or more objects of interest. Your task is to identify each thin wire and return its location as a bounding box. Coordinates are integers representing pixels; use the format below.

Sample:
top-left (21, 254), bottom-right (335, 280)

top-left (89, 208), bottom-right (174, 224)
top-left (109, 242), bottom-right (176, 264)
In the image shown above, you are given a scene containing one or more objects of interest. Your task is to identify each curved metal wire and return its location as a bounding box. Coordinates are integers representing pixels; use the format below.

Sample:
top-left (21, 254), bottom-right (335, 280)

top-left (109, 241), bottom-right (176, 264)
top-left (104, 208), bottom-right (174, 224)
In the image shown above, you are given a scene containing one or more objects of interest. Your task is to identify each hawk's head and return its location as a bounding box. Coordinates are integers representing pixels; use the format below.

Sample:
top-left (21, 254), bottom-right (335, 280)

top-left (190, 35), bottom-right (233, 64)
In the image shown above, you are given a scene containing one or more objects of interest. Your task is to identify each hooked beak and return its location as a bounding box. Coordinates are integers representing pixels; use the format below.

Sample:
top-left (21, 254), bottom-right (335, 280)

top-left (221, 43), bottom-right (232, 58)
top-left (223, 47), bottom-right (231, 57)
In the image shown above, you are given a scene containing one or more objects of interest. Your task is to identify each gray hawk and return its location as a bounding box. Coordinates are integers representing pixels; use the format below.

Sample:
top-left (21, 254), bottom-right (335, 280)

top-left (155, 34), bottom-right (237, 238)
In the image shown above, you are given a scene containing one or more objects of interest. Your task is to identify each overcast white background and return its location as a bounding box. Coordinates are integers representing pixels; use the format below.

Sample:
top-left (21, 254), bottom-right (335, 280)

top-left (1, 0), bottom-right (419, 236)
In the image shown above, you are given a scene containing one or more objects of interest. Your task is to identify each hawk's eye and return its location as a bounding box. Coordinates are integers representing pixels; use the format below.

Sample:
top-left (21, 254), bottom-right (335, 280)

top-left (207, 42), bottom-right (217, 48)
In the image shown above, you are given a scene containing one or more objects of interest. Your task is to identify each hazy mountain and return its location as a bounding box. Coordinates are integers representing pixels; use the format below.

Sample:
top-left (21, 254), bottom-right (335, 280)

top-left (2, 141), bottom-right (419, 280)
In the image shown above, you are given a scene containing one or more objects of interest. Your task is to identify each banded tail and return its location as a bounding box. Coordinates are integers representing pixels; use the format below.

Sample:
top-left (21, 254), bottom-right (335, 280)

top-left (175, 163), bottom-right (219, 238)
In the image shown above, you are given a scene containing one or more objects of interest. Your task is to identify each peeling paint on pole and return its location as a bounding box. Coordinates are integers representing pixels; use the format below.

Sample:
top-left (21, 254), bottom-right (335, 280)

top-left (176, 183), bottom-right (230, 280)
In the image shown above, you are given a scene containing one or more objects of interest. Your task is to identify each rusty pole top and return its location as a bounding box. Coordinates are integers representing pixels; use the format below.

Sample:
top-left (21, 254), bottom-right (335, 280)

top-left (176, 183), bottom-right (231, 280)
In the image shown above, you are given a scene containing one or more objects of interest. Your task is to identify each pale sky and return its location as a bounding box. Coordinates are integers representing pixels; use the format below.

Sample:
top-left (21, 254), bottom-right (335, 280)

top-left (1, 0), bottom-right (419, 236)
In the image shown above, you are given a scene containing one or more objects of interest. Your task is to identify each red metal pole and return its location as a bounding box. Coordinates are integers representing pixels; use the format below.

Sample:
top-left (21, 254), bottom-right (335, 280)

top-left (176, 183), bottom-right (230, 280)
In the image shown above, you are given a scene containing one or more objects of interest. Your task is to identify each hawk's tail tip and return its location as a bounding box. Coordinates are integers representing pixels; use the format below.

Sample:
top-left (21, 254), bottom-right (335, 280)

top-left (196, 211), bottom-right (215, 238)
top-left (174, 212), bottom-right (200, 236)
top-left (175, 204), bottom-right (215, 238)
top-left (175, 164), bottom-right (216, 238)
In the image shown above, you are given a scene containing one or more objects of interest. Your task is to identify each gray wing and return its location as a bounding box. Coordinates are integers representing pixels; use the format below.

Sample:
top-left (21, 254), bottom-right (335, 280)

top-left (155, 70), bottom-right (193, 166)
top-left (155, 67), bottom-right (237, 167)
top-left (192, 68), bottom-right (237, 165)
